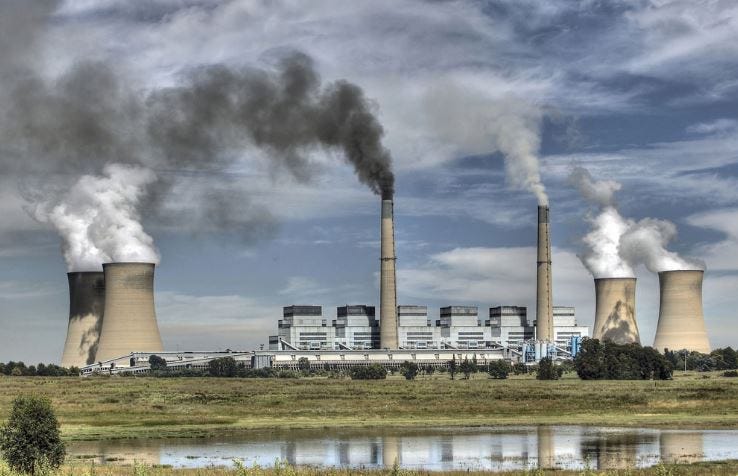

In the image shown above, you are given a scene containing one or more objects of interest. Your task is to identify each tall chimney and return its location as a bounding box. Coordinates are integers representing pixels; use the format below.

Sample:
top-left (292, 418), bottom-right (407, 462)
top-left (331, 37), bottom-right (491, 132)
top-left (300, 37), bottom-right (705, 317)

top-left (379, 197), bottom-right (398, 349)
top-left (94, 262), bottom-right (163, 362)
top-left (536, 205), bottom-right (553, 342)
top-left (653, 270), bottom-right (710, 353)
top-left (593, 278), bottom-right (639, 344)
top-left (61, 272), bottom-right (105, 368)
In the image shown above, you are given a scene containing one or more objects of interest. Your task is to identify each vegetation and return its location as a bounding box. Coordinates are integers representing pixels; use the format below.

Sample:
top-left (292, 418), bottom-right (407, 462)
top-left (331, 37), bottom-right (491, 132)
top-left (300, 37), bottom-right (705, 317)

top-left (4, 458), bottom-right (738, 475)
top-left (2, 371), bottom-right (738, 440)
top-left (486, 360), bottom-right (511, 379)
top-left (0, 363), bottom-right (77, 377)
top-left (574, 339), bottom-right (672, 380)
top-left (349, 365), bottom-right (387, 380)
top-left (148, 356), bottom-right (167, 372)
top-left (536, 358), bottom-right (561, 380)
top-left (664, 347), bottom-right (738, 372)
top-left (399, 361), bottom-right (418, 381)
top-left (0, 396), bottom-right (65, 474)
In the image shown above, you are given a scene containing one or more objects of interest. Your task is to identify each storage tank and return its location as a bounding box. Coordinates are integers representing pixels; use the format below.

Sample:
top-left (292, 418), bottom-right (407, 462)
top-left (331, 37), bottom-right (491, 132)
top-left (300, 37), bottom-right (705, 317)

top-left (61, 272), bottom-right (105, 368)
top-left (653, 270), bottom-right (710, 353)
top-left (593, 278), bottom-right (639, 344)
top-left (94, 262), bottom-right (163, 362)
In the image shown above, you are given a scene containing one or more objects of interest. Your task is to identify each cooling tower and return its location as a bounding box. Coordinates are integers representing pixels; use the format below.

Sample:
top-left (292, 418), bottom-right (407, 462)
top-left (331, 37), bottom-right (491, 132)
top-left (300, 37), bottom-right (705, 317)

top-left (593, 278), bottom-right (639, 344)
top-left (61, 272), bottom-right (105, 368)
top-left (536, 205), bottom-right (553, 341)
top-left (653, 270), bottom-right (710, 353)
top-left (380, 197), bottom-right (398, 349)
top-left (94, 262), bottom-right (163, 362)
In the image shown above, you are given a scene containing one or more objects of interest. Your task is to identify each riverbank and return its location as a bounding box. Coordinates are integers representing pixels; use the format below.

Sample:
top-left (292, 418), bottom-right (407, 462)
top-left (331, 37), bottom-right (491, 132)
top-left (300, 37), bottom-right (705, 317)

top-left (1, 372), bottom-right (737, 440)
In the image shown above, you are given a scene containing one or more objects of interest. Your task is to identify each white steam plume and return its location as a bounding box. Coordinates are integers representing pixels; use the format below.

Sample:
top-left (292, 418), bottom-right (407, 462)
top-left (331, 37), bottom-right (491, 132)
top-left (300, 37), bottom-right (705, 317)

top-left (31, 164), bottom-right (159, 271)
top-left (570, 166), bottom-right (702, 276)
top-left (619, 219), bottom-right (703, 273)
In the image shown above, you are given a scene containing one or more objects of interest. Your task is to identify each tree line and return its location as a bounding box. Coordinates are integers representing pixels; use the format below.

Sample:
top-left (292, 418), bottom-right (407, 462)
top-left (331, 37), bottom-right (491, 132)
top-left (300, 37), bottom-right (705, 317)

top-left (574, 339), bottom-right (673, 380)
top-left (0, 362), bottom-right (78, 377)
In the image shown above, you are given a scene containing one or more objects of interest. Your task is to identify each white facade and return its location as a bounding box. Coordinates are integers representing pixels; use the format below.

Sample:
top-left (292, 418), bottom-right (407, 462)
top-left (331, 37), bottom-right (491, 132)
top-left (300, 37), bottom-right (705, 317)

top-left (397, 306), bottom-right (440, 349)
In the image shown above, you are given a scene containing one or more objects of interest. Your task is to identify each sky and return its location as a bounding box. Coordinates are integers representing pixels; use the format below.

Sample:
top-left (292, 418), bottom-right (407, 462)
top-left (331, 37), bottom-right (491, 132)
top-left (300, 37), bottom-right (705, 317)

top-left (2, 0), bottom-right (738, 363)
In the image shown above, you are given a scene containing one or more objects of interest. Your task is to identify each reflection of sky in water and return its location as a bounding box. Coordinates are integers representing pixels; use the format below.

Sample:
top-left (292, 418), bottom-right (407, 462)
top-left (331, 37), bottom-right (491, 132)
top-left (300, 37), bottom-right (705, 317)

top-left (67, 427), bottom-right (738, 471)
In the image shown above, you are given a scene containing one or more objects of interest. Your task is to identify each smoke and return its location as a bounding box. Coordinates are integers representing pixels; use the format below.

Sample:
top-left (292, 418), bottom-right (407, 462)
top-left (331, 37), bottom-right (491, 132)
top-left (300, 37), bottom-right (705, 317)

top-left (490, 104), bottom-right (548, 205)
top-left (29, 164), bottom-right (159, 271)
top-left (0, 2), bottom-right (395, 269)
top-left (570, 166), bottom-right (702, 277)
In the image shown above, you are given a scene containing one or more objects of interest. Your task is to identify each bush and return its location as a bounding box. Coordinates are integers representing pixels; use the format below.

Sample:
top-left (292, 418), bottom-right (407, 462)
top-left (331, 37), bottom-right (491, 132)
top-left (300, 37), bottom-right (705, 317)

top-left (148, 355), bottom-right (167, 371)
top-left (0, 396), bottom-right (65, 474)
top-left (459, 358), bottom-right (478, 379)
top-left (349, 364), bottom-right (387, 380)
top-left (536, 357), bottom-right (561, 380)
top-left (297, 357), bottom-right (311, 372)
top-left (512, 363), bottom-right (528, 375)
top-left (487, 360), bottom-right (511, 379)
top-left (723, 370), bottom-right (738, 378)
top-left (399, 361), bottom-right (419, 380)
top-left (207, 357), bottom-right (238, 377)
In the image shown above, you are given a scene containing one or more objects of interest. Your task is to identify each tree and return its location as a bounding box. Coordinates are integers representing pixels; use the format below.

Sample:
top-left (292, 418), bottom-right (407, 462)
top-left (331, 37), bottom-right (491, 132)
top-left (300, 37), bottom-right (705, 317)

top-left (574, 338), bottom-right (607, 380)
top-left (459, 358), bottom-right (476, 379)
top-left (207, 357), bottom-right (238, 377)
top-left (448, 357), bottom-right (457, 380)
top-left (536, 357), bottom-right (560, 380)
top-left (399, 361), bottom-right (419, 380)
top-left (148, 355), bottom-right (167, 372)
top-left (487, 360), bottom-right (511, 379)
top-left (349, 364), bottom-right (387, 380)
top-left (297, 357), bottom-right (311, 372)
top-left (0, 396), bottom-right (65, 474)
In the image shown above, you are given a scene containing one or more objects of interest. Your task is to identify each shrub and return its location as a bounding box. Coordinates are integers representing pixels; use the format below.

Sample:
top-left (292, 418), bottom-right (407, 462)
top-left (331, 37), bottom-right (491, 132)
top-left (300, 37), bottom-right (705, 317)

top-left (536, 357), bottom-right (560, 380)
top-left (349, 364), bottom-right (387, 380)
top-left (459, 358), bottom-right (478, 379)
top-left (399, 361), bottom-right (419, 380)
top-left (297, 357), bottom-right (311, 372)
top-left (723, 370), bottom-right (738, 378)
top-left (487, 360), bottom-right (511, 379)
top-left (148, 355), bottom-right (167, 371)
top-left (575, 338), bottom-right (672, 380)
top-left (207, 357), bottom-right (238, 377)
top-left (0, 396), bottom-right (65, 474)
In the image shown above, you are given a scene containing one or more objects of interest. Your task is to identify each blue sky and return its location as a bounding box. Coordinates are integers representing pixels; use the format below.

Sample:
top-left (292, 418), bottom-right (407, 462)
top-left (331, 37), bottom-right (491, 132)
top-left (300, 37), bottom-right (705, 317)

top-left (2, 0), bottom-right (738, 362)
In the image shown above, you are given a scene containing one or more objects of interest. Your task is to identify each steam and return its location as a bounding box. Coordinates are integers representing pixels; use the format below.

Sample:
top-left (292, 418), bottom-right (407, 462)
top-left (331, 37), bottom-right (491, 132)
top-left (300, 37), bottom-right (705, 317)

top-left (30, 164), bottom-right (159, 271)
top-left (570, 166), bottom-right (702, 277)
top-left (0, 3), bottom-right (395, 270)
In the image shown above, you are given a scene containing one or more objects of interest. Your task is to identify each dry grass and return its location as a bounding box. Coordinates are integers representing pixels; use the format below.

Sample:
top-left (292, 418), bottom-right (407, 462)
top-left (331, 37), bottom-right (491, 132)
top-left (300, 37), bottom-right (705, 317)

top-left (0, 372), bottom-right (737, 441)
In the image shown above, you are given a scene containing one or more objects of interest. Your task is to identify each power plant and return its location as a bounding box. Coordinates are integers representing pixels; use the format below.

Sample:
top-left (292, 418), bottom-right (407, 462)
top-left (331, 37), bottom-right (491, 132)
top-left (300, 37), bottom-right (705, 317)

top-left (61, 272), bottom-right (106, 368)
top-left (94, 262), bottom-right (163, 362)
top-left (379, 196), bottom-right (398, 349)
top-left (536, 205), bottom-right (554, 342)
top-left (653, 270), bottom-right (710, 353)
top-left (592, 278), bottom-right (639, 344)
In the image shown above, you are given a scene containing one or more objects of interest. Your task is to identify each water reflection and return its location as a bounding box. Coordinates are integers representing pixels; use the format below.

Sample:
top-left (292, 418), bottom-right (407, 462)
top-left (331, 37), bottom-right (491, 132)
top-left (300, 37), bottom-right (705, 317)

top-left (67, 426), bottom-right (737, 471)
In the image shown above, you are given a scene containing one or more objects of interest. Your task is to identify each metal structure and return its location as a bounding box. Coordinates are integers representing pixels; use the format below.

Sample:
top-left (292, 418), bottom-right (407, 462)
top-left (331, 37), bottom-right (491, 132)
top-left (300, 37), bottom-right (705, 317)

top-left (94, 262), bottom-right (163, 362)
top-left (379, 198), bottom-right (398, 349)
top-left (61, 272), bottom-right (105, 368)
top-left (536, 205), bottom-right (554, 341)
top-left (653, 270), bottom-right (710, 353)
top-left (593, 278), bottom-right (639, 344)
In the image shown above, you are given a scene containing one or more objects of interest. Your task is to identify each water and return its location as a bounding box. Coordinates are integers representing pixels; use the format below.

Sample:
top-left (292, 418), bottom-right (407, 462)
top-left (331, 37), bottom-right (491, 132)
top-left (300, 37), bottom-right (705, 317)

top-left (67, 426), bottom-right (738, 471)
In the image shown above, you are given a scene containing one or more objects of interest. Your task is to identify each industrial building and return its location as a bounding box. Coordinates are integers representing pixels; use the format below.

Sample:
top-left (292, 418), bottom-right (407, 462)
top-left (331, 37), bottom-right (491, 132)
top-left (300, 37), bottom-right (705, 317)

top-left (270, 304), bottom-right (588, 353)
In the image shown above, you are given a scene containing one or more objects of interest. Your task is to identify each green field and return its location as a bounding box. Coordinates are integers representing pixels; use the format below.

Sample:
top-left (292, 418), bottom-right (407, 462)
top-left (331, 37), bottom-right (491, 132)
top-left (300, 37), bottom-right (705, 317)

top-left (1, 371), bottom-right (738, 441)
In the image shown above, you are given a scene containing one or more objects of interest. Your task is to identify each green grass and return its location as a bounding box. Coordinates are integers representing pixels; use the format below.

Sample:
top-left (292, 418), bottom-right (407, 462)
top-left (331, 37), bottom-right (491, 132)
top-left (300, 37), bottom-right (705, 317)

top-left (1, 372), bottom-right (738, 441)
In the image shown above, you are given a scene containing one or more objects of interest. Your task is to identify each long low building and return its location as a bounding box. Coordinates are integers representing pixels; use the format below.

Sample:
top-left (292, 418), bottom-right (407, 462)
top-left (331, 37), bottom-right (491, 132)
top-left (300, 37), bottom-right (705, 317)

top-left (80, 348), bottom-right (514, 375)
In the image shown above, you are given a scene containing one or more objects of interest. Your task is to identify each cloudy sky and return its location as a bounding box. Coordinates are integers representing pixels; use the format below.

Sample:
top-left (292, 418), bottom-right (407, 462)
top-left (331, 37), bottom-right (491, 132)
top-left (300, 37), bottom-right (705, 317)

top-left (2, 0), bottom-right (738, 363)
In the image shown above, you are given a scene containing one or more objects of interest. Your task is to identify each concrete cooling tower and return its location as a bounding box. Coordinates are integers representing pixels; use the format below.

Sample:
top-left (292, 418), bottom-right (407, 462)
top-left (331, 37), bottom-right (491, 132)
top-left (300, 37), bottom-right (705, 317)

top-left (536, 205), bottom-right (553, 342)
top-left (653, 270), bottom-right (710, 353)
top-left (593, 278), bottom-right (639, 344)
top-left (61, 272), bottom-right (105, 368)
top-left (94, 262), bottom-right (163, 362)
top-left (380, 197), bottom-right (398, 349)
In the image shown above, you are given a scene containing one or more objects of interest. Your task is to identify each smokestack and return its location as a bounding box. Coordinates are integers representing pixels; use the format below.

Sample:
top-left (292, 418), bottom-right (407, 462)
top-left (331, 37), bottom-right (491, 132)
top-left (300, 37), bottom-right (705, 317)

top-left (593, 278), bottom-right (639, 344)
top-left (61, 272), bottom-right (105, 368)
top-left (94, 262), bottom-right (163, 362)
top-left (536, 205), bottom-right (553, 342)
top-left (379, 197), bottom-right (398, 349)
top-left (654, 270), bottom-right (710, 353)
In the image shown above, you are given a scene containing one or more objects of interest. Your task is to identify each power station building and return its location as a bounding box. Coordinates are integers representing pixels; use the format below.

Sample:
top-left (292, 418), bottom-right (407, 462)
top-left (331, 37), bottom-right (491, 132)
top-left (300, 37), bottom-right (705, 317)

top-left (270, 304), bottom-right (588, 352)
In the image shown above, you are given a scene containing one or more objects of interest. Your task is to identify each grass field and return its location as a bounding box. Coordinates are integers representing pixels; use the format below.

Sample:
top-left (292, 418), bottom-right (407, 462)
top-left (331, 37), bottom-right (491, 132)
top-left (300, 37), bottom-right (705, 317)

top-left (1, 372), bottom-right (738, 441)
top-left (5, 460), bottom-right (738, 476)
